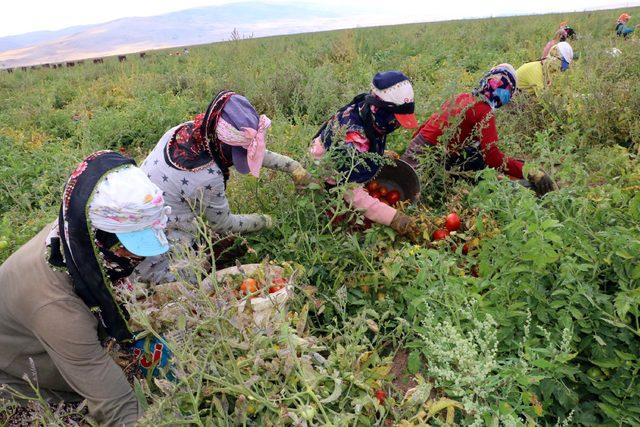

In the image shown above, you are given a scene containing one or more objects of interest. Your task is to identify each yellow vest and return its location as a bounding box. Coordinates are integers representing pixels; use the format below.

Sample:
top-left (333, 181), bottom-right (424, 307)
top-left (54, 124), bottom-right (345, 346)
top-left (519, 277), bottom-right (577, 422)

top-left (516, 61), bottom-right (544, 95)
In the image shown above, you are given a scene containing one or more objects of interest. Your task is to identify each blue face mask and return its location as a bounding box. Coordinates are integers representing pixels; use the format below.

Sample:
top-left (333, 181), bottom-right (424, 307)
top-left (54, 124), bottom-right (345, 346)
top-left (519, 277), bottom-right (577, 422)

top-left (561, 58), bottom-right (570, 71)
top-left (494, 88), bottom-right (512, 108)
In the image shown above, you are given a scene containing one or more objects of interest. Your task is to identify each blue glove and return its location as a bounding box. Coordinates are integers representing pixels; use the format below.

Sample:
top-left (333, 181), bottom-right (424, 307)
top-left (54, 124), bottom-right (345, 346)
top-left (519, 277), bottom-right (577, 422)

top-left (132, 335), bottom-right (174, 380)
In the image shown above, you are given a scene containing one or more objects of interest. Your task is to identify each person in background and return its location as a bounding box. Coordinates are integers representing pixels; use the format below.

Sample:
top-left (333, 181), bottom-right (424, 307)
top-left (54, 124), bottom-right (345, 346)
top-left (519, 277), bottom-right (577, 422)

top-left (616, 13), bottom-right (635, 38)
top-left (558, 21), bottom-right (576, 39)
top-left (310, 70), bottom-right (422, 238)
top-left (516, 41), bottom-right (573, 96)
top-left (401, 64), bottom-right (557, 197)
top-left (136, 91), bottom-right (312, 284)
top-left (0, 151), bottom-right (171, 426)
top-left (542, 28), bottom-right (567, 59)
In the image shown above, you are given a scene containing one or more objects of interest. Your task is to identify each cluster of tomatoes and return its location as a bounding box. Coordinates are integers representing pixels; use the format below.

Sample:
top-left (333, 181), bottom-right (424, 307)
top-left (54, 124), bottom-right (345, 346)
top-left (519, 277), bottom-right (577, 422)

top-left (239, 276), bottom-right (287, 297)
top-left (365, 180), bottom-right (401, 206)
top-left (429, 212), bottom-right (482, 276)
top-left (432, 212), bottom-right (462, 241)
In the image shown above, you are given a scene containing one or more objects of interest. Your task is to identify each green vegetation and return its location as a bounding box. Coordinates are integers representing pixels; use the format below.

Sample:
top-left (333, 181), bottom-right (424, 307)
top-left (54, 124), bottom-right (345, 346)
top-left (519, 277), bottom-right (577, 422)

top-left (1, 7), bottom-right (640, 426)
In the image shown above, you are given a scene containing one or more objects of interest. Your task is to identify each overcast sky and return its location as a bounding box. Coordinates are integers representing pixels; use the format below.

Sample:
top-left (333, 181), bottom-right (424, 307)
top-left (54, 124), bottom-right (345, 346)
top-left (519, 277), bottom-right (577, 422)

top-left (1, 0), bottom-right (639, 38)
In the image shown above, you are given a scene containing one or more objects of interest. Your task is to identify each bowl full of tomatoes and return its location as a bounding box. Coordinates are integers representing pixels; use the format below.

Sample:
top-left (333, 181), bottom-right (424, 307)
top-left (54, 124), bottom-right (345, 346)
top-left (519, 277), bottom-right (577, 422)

top-left (365, 159), bottom-right (420, 206)
top-left (215, 261), bottom-right (296, 328)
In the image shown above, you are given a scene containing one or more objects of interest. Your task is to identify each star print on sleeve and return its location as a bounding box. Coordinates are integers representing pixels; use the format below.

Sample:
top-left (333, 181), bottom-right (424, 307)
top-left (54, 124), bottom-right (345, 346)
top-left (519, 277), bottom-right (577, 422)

top-left (162, 175), bottom-right (169, 182)
top-left (181, 177), bottom-right (189, 186)
top-left (154, 159), bottom-right (159, 165)
top-left (207, 168), bottom-right (215, 174)
top-left (205, 184), bottom-right (212, 191)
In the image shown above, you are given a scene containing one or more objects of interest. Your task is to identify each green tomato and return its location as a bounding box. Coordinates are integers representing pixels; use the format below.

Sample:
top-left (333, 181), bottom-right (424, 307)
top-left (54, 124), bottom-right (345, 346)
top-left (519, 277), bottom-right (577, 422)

top-left (0, 240), bottom-right (8, 250)
top-left (587, 367), bottom-right (605, 381)
top-left (299, 405), bottom-right (316, 421)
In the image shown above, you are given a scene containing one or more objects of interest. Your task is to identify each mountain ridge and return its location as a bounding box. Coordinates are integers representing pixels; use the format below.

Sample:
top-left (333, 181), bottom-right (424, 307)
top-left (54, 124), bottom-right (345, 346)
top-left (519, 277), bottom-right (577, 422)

top-left (0, 2), bottom-right (354, 68)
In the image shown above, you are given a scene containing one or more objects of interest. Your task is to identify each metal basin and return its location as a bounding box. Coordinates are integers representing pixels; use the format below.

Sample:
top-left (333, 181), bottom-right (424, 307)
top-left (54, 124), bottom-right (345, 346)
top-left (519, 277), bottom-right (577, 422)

top-left (372, 158), bottom-right (421, 203)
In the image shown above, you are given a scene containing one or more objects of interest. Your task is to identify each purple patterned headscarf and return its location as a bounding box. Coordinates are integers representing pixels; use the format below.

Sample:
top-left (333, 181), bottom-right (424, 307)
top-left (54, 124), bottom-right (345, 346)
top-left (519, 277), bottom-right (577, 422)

top-left (473, 64), bottom-right (517, 109)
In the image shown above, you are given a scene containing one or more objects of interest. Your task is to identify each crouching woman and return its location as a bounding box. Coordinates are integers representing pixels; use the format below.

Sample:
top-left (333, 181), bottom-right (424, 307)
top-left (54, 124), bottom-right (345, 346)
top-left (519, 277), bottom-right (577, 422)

top-left (310, 71), bottom-right (422, 238)
top-left (0, 151), bottom-right (171, 426)
top-left (136, 91), bottom-right (312, 284)
top-left (401, 64), bottom-right (557, 196)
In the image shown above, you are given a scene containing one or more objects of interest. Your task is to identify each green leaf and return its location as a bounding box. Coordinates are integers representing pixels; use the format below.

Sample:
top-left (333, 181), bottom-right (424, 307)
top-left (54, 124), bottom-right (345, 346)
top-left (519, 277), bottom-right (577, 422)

top-left (614, 293), bottom-right (631, 319)
top-left (590, 359), bottom-right (622, 368)
top-left (597, 402), bottom-right (622, 420)
top-left (133, 379), bottom-right (149, 410)
top-left (540, 219), bottom-right (561, 229)
top-left (531, 359), bottom-right (555, 369)
top-left (408, 351), bottom-right (422, 374)
top-left (613, 350), bottom-right (636, 361)
top-left (593, 335), bottom-right (607, 346)
top-left (615, 250), bottom-right (633, 260)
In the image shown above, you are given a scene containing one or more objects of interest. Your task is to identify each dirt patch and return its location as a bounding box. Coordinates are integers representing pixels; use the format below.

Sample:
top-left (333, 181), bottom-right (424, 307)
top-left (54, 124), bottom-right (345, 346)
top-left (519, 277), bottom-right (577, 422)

top-left (0, 400), bottom-right (88, 426)
top-left (389, 349), bottom-right (418, 395)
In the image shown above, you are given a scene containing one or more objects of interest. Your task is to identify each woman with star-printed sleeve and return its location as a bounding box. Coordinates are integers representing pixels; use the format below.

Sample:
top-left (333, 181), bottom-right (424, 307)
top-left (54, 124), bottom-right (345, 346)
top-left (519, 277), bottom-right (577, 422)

top-left (135, 91), bottom-right (311, 284)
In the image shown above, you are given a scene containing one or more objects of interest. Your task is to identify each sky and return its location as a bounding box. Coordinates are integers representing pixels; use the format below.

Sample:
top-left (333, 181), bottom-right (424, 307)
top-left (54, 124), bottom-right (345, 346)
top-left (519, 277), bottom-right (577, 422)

top-left (1, 0), bottom-right (639, 38)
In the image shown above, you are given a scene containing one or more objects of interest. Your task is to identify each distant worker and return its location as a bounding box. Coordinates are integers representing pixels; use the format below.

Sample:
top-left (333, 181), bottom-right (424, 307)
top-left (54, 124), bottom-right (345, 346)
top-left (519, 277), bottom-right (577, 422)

top-left (310, 70), bottom-right (422, 238)
top-left (616, 13), bottom-right (635, 38)
top-left (136, 91), bottom-right (312, 284)
top-left (401, 64), bottom-right (557, 197)
top-left (558, 21), bottom-right (576, 39)
top-left (0, 151), bottom-right (171, 426)
top-left (516, 41), bottom-right (573, 96)
top-left (542, 28), bottom-right (567, 58)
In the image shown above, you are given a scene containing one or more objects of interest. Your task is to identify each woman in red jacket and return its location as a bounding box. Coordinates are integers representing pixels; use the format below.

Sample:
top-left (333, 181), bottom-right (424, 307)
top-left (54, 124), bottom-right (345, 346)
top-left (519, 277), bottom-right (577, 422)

top-left (401, 64), bottom-right (556, 196)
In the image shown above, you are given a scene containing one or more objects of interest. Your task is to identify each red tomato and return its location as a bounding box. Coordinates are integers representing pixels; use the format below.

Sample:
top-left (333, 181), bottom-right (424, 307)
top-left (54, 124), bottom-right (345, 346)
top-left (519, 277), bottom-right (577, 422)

top-left (462, 243), bottom-right (470, 255)
top-left (375, 389), bottom-right (386, 404)
top-left (272, 277), bottom-right (287, 285)
top-left (432, 229), bottom-right (450, 241)
top-left (444, 213), bottom-right (461, 232)
top-left (366, 180), bottom-right (380, 192)
top-left (386, 190), bottom-right (401, 205)
top-left (378, 186), bottom-right (388, 196)
top-left (268, 285), bottom-right (284, 293)
top-left (369, 190), bottom-right (381, 199)
top-left (240, 278), bottom-right (258, 295)
top-left (269, 277), bottom-right (287, 292)
top-left (470, 266), bottom-right (479, 277)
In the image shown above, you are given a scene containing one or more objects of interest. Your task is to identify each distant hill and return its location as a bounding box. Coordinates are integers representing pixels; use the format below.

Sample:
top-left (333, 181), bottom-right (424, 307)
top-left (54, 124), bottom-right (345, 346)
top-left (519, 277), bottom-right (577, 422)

top-left (0, 2), bottom-right (365, 68)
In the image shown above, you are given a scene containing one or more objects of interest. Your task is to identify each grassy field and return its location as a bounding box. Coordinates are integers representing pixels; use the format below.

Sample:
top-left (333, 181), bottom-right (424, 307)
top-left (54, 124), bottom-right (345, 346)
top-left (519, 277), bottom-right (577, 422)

top-left (1, 6), bottom-right (640, 426)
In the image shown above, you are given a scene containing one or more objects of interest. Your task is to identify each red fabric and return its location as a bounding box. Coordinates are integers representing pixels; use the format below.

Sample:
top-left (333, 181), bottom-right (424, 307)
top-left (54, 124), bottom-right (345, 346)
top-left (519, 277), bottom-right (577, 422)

top-left (345, 131), bottom-right (370, 152)
top-left (415, 93), bottom-right (524, 179)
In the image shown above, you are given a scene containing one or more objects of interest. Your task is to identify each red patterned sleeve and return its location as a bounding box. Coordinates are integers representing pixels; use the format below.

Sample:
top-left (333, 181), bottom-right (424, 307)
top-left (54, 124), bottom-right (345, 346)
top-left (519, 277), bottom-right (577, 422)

top-left (478, 113), bottom-right (524, 179)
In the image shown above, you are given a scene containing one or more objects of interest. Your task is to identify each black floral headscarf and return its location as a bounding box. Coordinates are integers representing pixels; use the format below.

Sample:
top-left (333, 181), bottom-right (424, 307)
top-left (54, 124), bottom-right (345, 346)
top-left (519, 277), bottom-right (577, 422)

top-left (164, 90), bottom-right (235, 184)
top-left (47, 151), bottom-right (139, 342)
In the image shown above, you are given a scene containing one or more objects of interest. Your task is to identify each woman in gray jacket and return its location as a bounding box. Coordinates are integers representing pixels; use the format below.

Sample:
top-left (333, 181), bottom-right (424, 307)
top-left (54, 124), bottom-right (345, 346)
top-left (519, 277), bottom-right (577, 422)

top-left (136, 91), bottom-right (311, 284)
